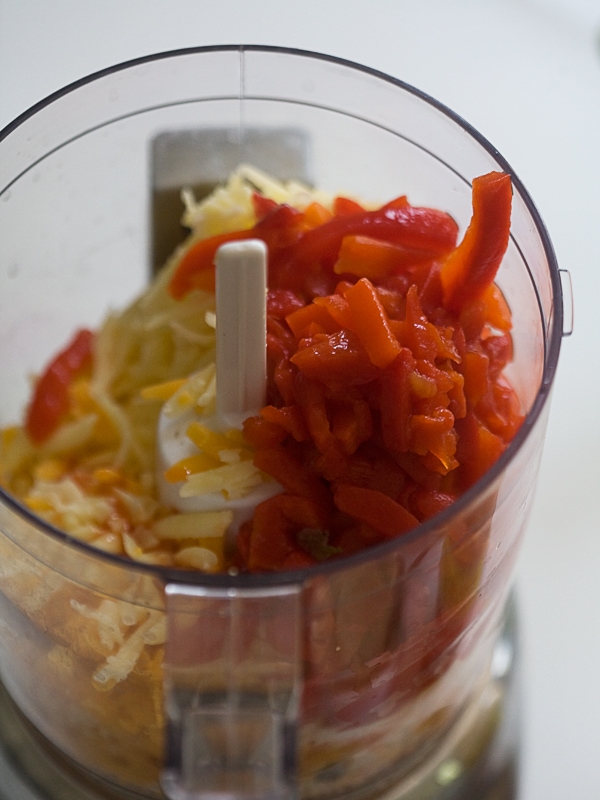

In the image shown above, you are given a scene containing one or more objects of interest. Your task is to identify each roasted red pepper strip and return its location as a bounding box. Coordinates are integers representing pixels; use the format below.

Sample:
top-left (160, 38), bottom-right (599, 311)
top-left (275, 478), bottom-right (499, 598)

top-left (334, 235), bottom-right (433, 280)
top-left (247, 494), bottom-right (328, 570)
top-left (273, 203), bottom-right (459, 290)
top-left (169, 203), bottom-right (305, 299)
top-left (165, 174), bottom-right (522, 579)
top-left (25, 328), bottom-right (95, 444)
top-left (379, 347), bottom-right (415, 453)
top-left (454, 410), bottom-right (506, 490)
top-left (333, 196), bottom-right (365, 216)
top-left (170, 196), bottom-right (459, 301)
top-left (440, 172), bottom-right (512, 313)
top-left (252, 192), bottom-right (278, 220)
top-left (290, 330), bottom-right (379, 387)
top-left (343, 278), bottom-right (402, 369)
top-left (333, 484), bottom-right (419, 538)
top-left (168, 229), bottom-right (250, 297)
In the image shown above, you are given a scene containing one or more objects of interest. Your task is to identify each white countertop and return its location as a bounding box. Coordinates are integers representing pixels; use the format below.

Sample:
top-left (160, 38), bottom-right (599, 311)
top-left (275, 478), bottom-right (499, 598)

top-left (1, 1), bottom-right (599, 797)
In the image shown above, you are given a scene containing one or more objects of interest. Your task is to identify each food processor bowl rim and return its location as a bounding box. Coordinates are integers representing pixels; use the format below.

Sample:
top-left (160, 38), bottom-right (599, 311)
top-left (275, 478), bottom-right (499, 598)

top-left (0, 44), bottom-right (565, 589)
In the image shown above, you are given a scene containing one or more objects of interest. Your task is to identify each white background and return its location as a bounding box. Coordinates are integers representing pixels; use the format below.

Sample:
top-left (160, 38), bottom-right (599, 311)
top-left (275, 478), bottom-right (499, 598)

top-left (1, 1), bottom-right (599, 797)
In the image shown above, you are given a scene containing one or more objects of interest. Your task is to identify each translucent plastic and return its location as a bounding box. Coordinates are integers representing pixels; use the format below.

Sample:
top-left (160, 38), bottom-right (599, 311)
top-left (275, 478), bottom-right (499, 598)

top-left (0, 47), bottom-right (565, 800)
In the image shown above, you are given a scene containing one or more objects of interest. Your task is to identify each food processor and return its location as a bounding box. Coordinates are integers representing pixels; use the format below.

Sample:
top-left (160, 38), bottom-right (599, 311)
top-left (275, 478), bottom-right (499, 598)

top-left (0, 46), bottom-right (568, 800)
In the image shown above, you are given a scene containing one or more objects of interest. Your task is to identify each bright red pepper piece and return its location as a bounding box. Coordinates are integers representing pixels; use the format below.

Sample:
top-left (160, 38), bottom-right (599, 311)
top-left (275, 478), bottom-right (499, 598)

top-left (454, 410), bottom-right (506, 489)
top-left (259, 405), bottom-right (308, 443)
top-left (290, 330), bottom-right (379, 387)
top-left (379, 347), bottom-right (414, 453)
top-left (285, 302), bottom-right (341, 341)
top-left (329, 396), bottom-right (373, 456)
top-left (25, 328), bottom-right (95, 444)
top-left (253, 445), bottom-right (329, 504)
top-left (169, 204), bottom-right (305, 299)
top-left (440, 171), bottom-right (512, 313)
top-left (333, 484), bottom-right (419, 538)
top-left (343, 278), bottom-right (402, 369)
top-left (247, 494), bottom-right (328, 570)
top-left (252, 191), bottom-right (279, 220)
top-left (164, 177), bottom-right (523, 577)
top-left (275, 203), bottom-right (459, 291)
top-left (335, 234), bottom-right (438, 281)
top-left (333, 196), bottom-right (366, 216)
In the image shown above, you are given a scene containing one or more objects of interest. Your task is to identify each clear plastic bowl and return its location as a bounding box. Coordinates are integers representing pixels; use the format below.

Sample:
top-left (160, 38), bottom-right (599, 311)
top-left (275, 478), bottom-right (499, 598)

top-left (0, 47), bottom-right (565, 800)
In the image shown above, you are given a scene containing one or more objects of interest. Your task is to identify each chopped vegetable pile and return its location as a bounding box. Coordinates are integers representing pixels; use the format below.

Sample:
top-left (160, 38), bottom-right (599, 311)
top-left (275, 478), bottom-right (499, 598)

top-left (0, 167), bottom-right (522, 573)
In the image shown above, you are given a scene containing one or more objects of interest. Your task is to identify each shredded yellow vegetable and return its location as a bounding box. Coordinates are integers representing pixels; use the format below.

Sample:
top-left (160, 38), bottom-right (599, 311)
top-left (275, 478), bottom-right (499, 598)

top-left (0, 166), bottom-right (333, 572)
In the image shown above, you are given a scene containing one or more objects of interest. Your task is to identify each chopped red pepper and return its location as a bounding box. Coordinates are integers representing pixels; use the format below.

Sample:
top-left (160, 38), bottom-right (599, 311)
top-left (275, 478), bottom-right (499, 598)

top-left (440, 171), bottom-right (512, 313)
top-left (25, 328), bottom-right (95, 445)
top-left (290, 330), bottom-right (379, 387)
top-left (272, 203), bottom-right (459, 294)
top-left (252, 191), bottom-right (278, 220)
top-left (247, 494), bottom-right (329, 570)
top-left (454, 410), bottom-right (506, 489)
top-left (285, 301), bottom-right (341, 340)
top-left (169, 196), bottom-right (459, 301)
top-left (236, 172), bottom-right (522, 571)
top-left (303, 201), bottom-right (333, 228)
top-left (259, 404), bottom-right (308, 443)
top-left (333, 484), bottom-right (419, 538)
top-left (252, 445), bottom-right (329, 503)
top-left (332, 196), bottom-right (365, 216)
top-left (379, 347), bottom-right (414, 454)
top-left (168, 203), bottom-right (305, 299)
top-left (21, 174), bottom-right (520, 576)
top-left (329, 396), bottom-right (373, 456)
top-left (266, 289), bottom-right (305, 320)
top-left (343, 278), bottom-right (402, 369)
top-left (334, 235), bottom-right (432, 280)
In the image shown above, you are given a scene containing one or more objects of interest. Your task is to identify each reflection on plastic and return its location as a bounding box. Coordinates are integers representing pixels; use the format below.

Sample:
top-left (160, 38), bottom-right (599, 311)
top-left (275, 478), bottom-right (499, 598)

top-left (161, 583), bottom-right (302, 800)
top-left (559, 269), bottom-right (574, 336)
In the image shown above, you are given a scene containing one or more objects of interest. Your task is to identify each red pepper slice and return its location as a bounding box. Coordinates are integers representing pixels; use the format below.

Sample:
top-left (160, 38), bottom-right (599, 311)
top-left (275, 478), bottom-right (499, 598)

top-left (246, 494), bottom-right (328, 571)
top-left (162, 175), bottom-right (523, 580)
top-left (168, 229), bottom-right (249, 298)
top-left (170, 196), bottom-right (458, 301)
top-left (454, 410), bottom-right (506, 489)
top-left (168, 203), bottom-right (305, 299)
top-left (266, 289), bottom-right (305, 320)
top-left (334, 235), bottom-right (432, 280)
top-left (253, 445), bottom-right (329, 505)
top-left (259, 405), bottom-right (308, 443)
top-left (25, 328), bottom-right (95, 445)
top-left (440, 172), bottom-right (512, 313)
top-left (285, 301), bottom-right (341, 340)
top-left (343, 278), bottom-right (402, 369)
top-left (329, 396), bottom-right (373, 456)
top-left (290, 330), bottom-right (379, 387)
top-left (252, 191), bottom-right (278, 220)
top-left (379, 347), bottom-right (415, 453)
top-left (273, 203), bottom-right (459, 292)
top-left (333, 196), bottom-right (366, 216)
top-left (333, 484), bottom-right (419, 538)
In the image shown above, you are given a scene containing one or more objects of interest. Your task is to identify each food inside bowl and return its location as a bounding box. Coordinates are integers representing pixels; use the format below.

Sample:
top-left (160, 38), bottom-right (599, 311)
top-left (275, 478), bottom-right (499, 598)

top-left (0, 164), bottom-right (521, 797)
top-left (0, 164), bottom-right (520, 574)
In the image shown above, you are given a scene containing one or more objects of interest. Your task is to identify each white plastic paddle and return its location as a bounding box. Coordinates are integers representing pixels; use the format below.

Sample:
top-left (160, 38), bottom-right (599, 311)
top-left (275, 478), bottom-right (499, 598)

top-left (156, 239), bottom-right (281, 526)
